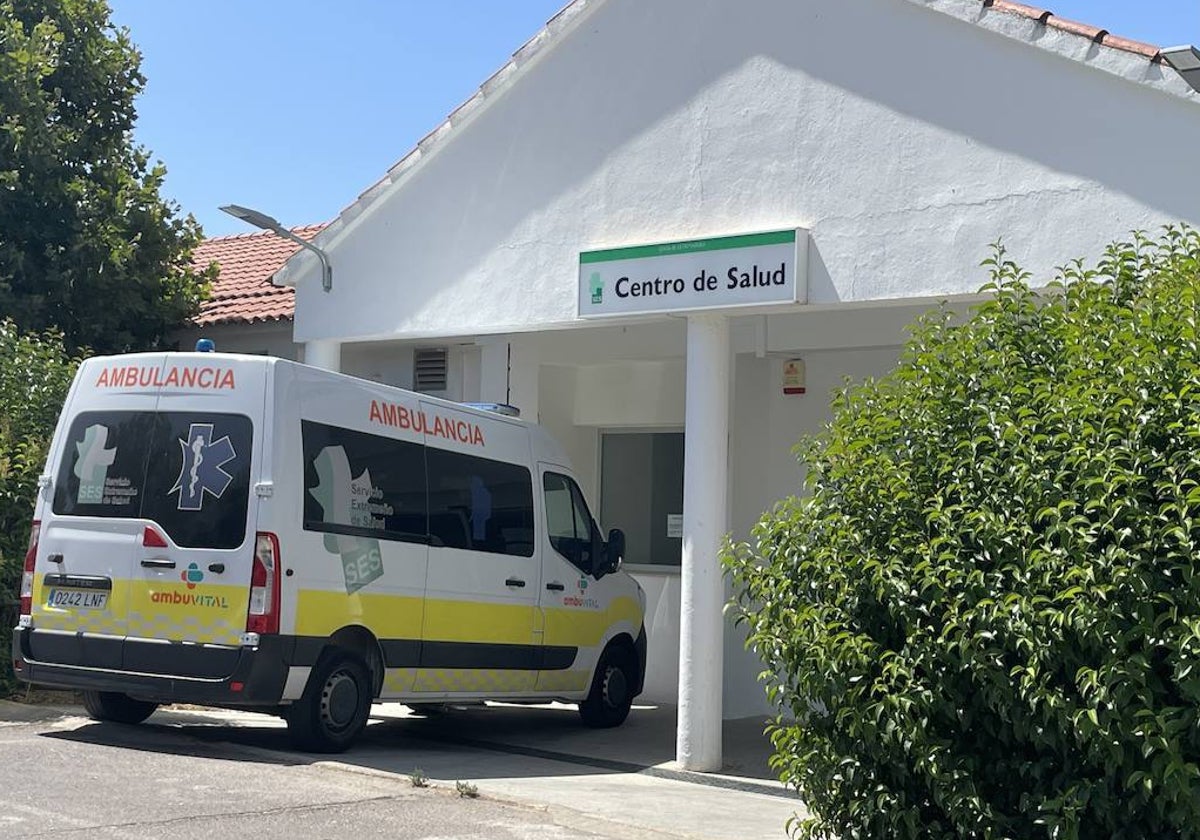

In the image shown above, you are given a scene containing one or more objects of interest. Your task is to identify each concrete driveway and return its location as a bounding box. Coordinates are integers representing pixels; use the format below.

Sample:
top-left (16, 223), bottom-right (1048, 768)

top-left (0, 700), bottom-right (804, 839)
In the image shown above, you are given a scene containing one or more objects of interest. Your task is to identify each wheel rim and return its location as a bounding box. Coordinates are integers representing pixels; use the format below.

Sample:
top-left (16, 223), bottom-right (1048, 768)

top-left (320, 670), bottom-right (361, 732)
top-left (602, 664), bottom-right (629, 709)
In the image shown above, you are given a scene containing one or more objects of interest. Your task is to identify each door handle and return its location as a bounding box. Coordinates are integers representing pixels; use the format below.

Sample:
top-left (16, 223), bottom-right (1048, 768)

top-left (546, 582), bottom-right (565, 591)
top-left (207, 563), bottom-right (226, 574)
top-left (46, 554), bottom-right (64, 564)
top-left (141, 558), bottom-right (176, 569)
top-left (505, 577), bottom-right (526, 588)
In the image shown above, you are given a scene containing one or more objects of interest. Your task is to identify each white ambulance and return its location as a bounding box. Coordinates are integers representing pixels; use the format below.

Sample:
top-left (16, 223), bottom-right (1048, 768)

top-left (14, 352), bottom-right (646, 752)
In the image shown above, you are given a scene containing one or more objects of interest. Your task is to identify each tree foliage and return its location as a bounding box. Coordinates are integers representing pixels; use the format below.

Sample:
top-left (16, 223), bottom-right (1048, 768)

top-left (726, 228), bottom-right (1200, 838)
top-left (0, 0), bottom-right (211, 353)
top-left (0, 319), bottom-right (79, 693)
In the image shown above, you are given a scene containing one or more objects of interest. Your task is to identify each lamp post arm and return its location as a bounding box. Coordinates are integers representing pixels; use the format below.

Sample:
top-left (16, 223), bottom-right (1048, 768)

top-left (277, 229), bottom-right (333, 293)
top-left (218, 203), bottom-right (333, 292)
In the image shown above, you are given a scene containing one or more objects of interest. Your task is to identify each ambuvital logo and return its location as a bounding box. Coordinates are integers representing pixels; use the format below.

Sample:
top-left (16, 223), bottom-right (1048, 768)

top-left (150, 591), bottom-right (230, 608)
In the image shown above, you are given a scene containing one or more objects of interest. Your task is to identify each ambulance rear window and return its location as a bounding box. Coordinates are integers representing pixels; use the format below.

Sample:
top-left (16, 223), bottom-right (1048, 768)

top-left (53, 411), bottom-right (254, 549)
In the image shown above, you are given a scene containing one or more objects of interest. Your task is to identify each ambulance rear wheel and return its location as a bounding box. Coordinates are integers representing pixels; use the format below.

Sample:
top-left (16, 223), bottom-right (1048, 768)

top-left (82, 690), bottom-right (158, 725)
top-left (286, 651), bottom-right (372, 753)
top-left (579, 646), bottom-right (634, 728)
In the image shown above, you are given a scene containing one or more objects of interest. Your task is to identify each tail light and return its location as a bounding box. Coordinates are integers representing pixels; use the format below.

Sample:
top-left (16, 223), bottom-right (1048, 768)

top-left (142, 526), bottom-right (169, 548)
top-left (19, 521), bottom-right (39, 618)
top-left (246, 532), bottom-right (281, 635)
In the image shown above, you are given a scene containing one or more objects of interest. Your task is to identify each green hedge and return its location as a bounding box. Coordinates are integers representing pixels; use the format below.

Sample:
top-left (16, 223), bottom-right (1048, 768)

top-left (726, 229), bottom-right (1200, 838)
top-left (0, 321), bottom-right (79, 694)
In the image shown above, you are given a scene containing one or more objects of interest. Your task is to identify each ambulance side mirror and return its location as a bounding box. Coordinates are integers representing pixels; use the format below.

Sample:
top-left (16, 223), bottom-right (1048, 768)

top-left (602, 528), bottom-right (625, 576)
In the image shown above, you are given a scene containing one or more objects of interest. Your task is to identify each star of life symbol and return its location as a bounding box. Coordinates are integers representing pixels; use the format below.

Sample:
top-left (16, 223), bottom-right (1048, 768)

top-left (170, 423), bottom-right (236, 511)
top-left (74, 424), bottom-right (117, 504)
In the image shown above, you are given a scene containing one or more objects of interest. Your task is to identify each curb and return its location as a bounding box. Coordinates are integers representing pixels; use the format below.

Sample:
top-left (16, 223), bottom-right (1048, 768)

top-left (0, 699), bottom-right (81, 723)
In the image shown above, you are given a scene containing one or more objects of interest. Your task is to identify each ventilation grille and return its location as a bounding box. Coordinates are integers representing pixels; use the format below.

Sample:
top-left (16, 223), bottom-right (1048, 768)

top-left (413, 347), bottom-right (449, 392)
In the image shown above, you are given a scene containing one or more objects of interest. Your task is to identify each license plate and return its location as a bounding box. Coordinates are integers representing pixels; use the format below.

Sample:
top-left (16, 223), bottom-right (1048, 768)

top-left (46, 589), bottom-right (109, 609)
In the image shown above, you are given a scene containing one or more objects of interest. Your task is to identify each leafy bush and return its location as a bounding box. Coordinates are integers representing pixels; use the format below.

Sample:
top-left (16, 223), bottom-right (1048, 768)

top-left (0, 320), bottom-right (80, 693)
top-left (726, 228), bottom-right (1200, 839)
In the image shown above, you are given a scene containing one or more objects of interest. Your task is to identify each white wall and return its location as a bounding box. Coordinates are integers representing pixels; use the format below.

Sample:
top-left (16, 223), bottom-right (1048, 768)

top-left (176, 321), bottom-right (300, 359)
top-left (574, 361), bottom-right (686, 427)
top-left (723, 345), bottom-right (902, 717)
top-left (290, 0), bottom-right (1200, 344)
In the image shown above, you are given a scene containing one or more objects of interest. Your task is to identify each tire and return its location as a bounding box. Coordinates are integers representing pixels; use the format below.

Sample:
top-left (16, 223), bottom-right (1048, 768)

top-left (286, 650), bottom-right (373, 753)
top-left (579, 645), bottom-right (635, 728)
top-left (81, 690), bottom-right (158, 725)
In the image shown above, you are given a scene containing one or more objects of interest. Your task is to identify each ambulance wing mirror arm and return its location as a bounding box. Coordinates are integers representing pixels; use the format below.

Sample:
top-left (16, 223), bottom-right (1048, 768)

top-left (602, 528), bottom-right (626, 577)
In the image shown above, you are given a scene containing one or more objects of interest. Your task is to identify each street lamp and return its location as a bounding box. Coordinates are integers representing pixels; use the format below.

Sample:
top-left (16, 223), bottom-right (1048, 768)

top-left (219, 204), bottom-right (334, 292)
top-left (1160, 45), bottom-right (1200, 94)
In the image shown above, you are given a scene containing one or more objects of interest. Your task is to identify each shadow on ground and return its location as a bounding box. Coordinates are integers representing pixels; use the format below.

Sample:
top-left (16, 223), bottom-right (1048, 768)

top-left (33, 702), bottom-right (785, 794)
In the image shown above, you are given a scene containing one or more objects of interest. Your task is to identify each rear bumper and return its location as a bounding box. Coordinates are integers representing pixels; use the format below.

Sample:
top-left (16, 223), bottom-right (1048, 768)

top-left (12, 627), bottom-right (292, 707)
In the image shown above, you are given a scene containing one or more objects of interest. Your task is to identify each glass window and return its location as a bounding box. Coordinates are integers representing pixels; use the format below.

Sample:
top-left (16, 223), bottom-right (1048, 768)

top-left (54, 411), bottom-right (157, 520)
top-left (142, 413), bottom-right (254, 550)
top-left (544, 473), bottom-right (577, 546)
top-left (301, 421), bottom-right (428, 544)
top-left (53, 411), bottom-right (254, 550)
top-left (600, 432), bottom-right (684, 566)
top-left (427, 448), bottom-right (534, 557)
top-left (543, 472), bottom-right (599, 573)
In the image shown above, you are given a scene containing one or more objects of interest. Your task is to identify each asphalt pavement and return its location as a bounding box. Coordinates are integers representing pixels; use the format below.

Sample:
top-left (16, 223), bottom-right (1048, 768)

top-left (0, 701), bottom-right (803, 839)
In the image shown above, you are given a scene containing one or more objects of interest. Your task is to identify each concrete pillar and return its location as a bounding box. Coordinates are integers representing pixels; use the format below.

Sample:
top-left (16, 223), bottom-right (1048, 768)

top-left (479, 339), bottom-right (511, 404)
top-left (677, 313), bottom-right (729, 772)
top-left (507, 340), bottom-right (541, 421)
top-left (305, 339), bottom-right (341, 372)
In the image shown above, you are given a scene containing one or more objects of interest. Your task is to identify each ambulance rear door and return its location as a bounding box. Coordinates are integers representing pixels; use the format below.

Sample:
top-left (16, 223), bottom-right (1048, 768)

top-left (123, 356), bottom-right (266, 677)
top-left (31, 356), bottom-right (170, 671)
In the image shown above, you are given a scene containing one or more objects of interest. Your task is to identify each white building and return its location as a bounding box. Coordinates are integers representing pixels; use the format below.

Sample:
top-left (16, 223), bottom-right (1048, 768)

top-left (251, 0), bottom-right (1200, 771)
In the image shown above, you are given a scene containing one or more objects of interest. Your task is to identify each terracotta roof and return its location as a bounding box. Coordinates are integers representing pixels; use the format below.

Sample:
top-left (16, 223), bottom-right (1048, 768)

top-left (191, 224), bottom-right (326, 325)
top-left (981, 1), bottom-right (1162, 61)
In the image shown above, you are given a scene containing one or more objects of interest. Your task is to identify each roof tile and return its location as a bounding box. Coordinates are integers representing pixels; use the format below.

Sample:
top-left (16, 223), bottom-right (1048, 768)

top-left (1045, 15), bottom-right (1107, 43)
top-left (983, 1), bottom-right (1051, 25)
top-left (982, 0), bottom-right (1163, 61)
top-left (191, 224), bottom-right (325, 326)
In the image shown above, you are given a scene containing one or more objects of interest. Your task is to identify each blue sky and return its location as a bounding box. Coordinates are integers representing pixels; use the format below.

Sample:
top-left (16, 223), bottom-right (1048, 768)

top-left (107, 1), bottom-right (1200, 238)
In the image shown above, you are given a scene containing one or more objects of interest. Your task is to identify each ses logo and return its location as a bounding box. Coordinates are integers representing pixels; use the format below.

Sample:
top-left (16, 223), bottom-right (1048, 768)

top-left (170, 423), bottom-right (237, 511)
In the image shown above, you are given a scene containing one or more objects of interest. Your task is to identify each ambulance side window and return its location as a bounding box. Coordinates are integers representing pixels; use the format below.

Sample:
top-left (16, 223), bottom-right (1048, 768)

top-left (543, 472), bottom-right (598, 573)
top-left (427, 448), bottom-right (534, 557)
top-left (301, 421), bottom-right (428, 544)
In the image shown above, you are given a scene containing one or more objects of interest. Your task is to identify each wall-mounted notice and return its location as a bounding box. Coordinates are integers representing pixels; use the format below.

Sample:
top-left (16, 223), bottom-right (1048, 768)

top-left (666, 513), bottom-right (684, 539)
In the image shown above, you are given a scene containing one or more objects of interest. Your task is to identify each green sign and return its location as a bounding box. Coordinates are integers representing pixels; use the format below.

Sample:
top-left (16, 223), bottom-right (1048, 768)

top-left (578, 228), bottom-right (807, 318)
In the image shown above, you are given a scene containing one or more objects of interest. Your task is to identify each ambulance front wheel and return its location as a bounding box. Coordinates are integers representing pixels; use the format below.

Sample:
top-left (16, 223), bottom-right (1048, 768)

top-left (82, 690), bottom-right (158, 725)
top-left (579, 646), bottom-right (635, 728)
top-left (286, 650), bottom-right (373, 753)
